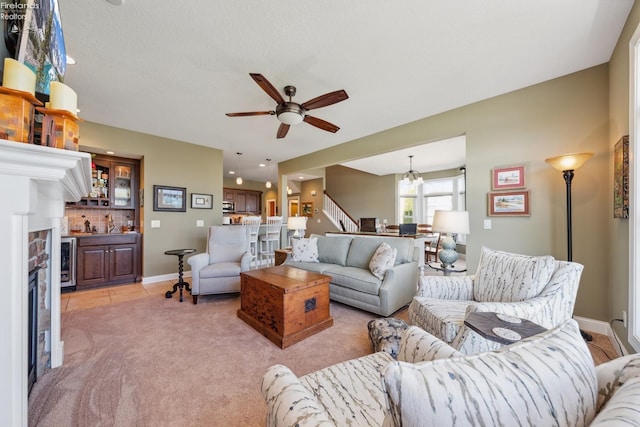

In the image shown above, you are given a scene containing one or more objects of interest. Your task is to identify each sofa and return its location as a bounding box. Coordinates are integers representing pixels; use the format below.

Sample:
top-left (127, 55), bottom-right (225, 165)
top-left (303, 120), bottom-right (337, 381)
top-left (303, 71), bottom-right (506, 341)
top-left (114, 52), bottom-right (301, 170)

top-left (262, 319), bottom-right (640, 426)
top-left (284, 234), bottom-right (419, 316)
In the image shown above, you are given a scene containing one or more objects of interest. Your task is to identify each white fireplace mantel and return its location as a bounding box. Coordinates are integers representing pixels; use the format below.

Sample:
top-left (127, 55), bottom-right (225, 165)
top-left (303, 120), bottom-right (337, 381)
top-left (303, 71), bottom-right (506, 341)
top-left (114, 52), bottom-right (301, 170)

top-left (0, 140), bottom-right (90, 427)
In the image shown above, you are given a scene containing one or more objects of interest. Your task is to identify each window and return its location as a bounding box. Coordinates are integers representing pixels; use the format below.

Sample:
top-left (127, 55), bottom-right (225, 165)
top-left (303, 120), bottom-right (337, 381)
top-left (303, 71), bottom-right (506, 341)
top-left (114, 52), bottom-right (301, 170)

top-left (397, 173), bottom-right (466, 238)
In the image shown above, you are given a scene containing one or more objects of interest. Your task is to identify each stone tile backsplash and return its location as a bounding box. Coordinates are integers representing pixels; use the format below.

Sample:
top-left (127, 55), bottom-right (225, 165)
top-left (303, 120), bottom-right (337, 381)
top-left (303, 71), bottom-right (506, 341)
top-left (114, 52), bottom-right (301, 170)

top-left (65, 208), bottom-right (136, 234)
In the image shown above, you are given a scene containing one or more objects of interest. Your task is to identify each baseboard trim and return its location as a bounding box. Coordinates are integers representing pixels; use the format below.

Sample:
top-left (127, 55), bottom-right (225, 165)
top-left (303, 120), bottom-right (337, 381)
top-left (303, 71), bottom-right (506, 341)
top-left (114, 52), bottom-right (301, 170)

top-left (142, 271), bottom-right (192, 285)
top-left (574, 316), bottom-right (628, 356)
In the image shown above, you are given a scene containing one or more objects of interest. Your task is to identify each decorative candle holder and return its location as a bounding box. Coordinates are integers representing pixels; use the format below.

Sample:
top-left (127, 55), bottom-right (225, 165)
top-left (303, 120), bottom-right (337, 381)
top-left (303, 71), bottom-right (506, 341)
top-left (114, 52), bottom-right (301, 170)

top-left (36, 107), bottom-right (82, 151)
top-left (0, 86), bottom-right (43, 143)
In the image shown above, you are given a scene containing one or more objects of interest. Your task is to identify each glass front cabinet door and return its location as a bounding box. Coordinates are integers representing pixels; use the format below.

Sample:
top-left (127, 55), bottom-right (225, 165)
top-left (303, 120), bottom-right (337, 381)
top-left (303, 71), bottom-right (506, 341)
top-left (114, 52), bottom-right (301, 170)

top-left (113, 163), bottom-right (134, 209)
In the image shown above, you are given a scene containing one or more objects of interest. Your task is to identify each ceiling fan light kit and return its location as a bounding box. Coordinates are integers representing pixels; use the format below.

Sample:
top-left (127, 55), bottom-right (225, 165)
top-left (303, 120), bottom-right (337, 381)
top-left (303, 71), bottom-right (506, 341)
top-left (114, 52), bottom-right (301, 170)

top-left (226, 74), bottom-right (348, 139)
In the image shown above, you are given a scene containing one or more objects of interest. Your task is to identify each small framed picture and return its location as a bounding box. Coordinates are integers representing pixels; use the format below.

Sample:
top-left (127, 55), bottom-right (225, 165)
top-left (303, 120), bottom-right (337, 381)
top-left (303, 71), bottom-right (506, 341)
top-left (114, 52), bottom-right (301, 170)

top-left (491, 165), bottom-right (525, 190)
top-left (301, 201), bottom-right (313, 217)
top-left (488, 190), bottom-right (530, 216)
top-left (191, 193), bottom-right (213, 209)
top-left (153, 185), bottom-right (187, 212)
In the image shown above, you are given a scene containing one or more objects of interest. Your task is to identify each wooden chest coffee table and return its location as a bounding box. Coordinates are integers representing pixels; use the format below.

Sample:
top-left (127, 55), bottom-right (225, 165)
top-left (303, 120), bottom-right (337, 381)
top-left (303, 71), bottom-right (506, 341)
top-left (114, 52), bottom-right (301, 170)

top-left (238, 265), bottom-right (333, 348)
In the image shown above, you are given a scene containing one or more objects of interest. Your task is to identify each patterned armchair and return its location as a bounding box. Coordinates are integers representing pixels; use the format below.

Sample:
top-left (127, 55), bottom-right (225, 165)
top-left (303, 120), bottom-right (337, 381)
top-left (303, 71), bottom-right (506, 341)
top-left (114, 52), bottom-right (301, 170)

top-left (408, 246), bottom-right (584, 354)
top-left (262, 320), bottom-right (640, 426)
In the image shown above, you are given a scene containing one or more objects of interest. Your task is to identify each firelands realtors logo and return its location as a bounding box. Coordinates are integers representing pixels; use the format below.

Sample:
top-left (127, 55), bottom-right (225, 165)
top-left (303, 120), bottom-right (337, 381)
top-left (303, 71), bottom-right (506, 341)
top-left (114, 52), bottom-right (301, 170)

top-left (1, 1), bottom-right (39, 21)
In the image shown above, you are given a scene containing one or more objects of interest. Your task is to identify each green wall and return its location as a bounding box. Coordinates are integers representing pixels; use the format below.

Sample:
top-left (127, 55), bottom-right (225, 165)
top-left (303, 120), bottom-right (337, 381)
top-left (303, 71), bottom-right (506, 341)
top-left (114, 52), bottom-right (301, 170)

top-left (281, 65), bottom-right (610, 322)
top-left (607, 0), bottom-right (640, 350)
top-left (79, 122), bottom-right (223, 277)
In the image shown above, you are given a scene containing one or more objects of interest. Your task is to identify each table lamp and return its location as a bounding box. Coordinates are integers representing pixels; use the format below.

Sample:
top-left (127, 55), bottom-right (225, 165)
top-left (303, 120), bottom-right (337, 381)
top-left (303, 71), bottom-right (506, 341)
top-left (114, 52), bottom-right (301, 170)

top-left (432, 210), bottom-right (470, 268)
top-left (287, 216), bottom-right (307, 239)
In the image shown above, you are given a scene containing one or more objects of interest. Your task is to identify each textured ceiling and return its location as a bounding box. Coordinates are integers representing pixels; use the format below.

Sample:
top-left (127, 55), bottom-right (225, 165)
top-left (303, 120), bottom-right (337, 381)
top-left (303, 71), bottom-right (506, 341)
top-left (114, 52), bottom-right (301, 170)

top-left (60, 0), bottom-right (633, 182)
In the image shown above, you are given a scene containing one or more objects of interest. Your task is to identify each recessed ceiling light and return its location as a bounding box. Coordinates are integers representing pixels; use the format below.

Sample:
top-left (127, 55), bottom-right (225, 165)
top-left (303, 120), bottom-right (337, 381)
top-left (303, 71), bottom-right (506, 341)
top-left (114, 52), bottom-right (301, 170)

top-left (106, 151), bottom-right (115, 155)
top-left (65, 55), bottom-right (76, 65)
top-left (299, 176), bottom-right (304, 180)
top-left (229, 171), bottom-right (235, 175)
top-left (259, 163), bottom-right (266, 168)
top-left (105, 0), bottom-right (124, 5)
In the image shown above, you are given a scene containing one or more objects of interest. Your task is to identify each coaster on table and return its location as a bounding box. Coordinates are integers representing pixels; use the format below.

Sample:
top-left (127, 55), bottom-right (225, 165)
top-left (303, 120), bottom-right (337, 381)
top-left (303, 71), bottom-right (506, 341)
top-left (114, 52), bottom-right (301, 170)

top-left (496, 313), bottom-right (522, 324)
top-left (492, 327), bottom-right (522, 341)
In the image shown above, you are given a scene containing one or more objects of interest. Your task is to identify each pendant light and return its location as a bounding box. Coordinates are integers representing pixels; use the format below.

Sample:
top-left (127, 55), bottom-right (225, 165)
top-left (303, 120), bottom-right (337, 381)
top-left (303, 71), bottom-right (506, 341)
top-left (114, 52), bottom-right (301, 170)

top-left (265, 158), bottom-right (272, 188)
top-left (235, 152), bottom-right (243, 185)
top-left (401, 155), bottom-right (423, 184)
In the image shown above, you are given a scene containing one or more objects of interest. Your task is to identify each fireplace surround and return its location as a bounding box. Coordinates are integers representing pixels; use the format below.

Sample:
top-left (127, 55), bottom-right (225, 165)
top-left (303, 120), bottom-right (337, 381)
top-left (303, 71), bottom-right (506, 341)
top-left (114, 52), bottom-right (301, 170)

top-left (0, 140), bottom-right (90, 426)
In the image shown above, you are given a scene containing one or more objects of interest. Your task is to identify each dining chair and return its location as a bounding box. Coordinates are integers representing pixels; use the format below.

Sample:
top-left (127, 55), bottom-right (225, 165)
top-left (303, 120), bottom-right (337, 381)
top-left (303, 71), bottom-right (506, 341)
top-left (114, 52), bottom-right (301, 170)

top-left (260, 216), bottom-right (283, 266)
top-left (241, 216), bottom-right (262, 269)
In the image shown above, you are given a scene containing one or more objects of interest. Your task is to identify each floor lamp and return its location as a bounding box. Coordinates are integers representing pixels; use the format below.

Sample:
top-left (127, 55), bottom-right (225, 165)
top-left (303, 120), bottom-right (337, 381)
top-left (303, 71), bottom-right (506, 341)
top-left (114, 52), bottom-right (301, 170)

top-left (545, 152), bottom-right (593, 340)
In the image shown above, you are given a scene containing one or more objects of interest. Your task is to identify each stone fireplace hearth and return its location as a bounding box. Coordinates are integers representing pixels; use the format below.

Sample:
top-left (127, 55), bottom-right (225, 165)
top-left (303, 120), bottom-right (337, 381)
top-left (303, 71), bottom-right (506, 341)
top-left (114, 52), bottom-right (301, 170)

top-left (0, 140), bottom-right (90, 427)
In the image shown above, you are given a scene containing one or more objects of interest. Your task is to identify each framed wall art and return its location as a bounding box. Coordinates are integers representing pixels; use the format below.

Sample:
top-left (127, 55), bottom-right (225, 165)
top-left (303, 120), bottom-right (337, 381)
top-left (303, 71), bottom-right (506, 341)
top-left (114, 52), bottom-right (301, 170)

top-left (488, 190), bottom-right (530, 216)
top-left (301, 201), bottom-right (313, 217)
top-left (491, 165), bottom-right (526, 190)
top-left (153, 185), bottom-right (186, 212)
top-left (191, 193), bottom-right (213, 209)
top-left (614, 135), bottom-right (629, 219)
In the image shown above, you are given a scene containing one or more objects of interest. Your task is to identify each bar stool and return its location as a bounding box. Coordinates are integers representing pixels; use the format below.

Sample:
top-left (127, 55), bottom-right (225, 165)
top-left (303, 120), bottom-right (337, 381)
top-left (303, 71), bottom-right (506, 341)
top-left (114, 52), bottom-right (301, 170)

top-left (259, 216), bottom-right (282, 266)
top-left (242, 216), bottom-right (262, 269)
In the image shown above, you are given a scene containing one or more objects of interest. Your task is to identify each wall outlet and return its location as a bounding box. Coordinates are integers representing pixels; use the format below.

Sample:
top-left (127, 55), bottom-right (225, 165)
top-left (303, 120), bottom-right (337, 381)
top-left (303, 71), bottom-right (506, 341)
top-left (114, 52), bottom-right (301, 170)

top-left (623, 310), bottom-right (627, 328)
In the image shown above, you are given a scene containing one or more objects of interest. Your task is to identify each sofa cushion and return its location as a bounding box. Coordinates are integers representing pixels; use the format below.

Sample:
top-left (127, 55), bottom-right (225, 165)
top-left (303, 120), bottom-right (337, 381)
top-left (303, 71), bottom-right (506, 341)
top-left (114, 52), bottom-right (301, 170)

top-left (313, 234), bottom-right (353, 266)
top-left (291, 237), bottom-right (319, 262)
top-left (199, 261), bottom-right (241, 279)
top-left (474, 246), bottom-right (555, 302)
top-left (285, 261), bottom-right (332, 274)
top-left (324, 265), bottom-right (382, 295)
top-left (369, 243), bottom-right (397, 280)
top-left (408, 296), bottom-right (468, 343)
top-left (382, 319), bottom-right (597, 427)
top-left (594, 353), bottom-right (640, 413)
top-left (300, 352), bottom-right (394, 427)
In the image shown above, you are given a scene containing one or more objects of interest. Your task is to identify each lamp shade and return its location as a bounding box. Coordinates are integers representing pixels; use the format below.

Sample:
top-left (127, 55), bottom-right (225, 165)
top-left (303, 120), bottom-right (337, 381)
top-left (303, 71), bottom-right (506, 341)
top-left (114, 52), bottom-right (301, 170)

top-left (545, 152), bottom-right (593, 172)
top-left (287, 216), bottom-right (307, 231)
top-left (432, 210), bottom-right (470, 235)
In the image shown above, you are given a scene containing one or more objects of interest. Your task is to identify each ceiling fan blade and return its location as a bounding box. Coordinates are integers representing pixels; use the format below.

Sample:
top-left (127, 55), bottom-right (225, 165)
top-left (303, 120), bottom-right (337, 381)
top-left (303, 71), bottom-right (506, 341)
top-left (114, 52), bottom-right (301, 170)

top-left (276, 123), bottom-right (290, 139)
top-left (301, 90), bottom-right (349, 111)
top-left (250, 73), bottom-right (285, 104)
top-left (226, 111), bottom-right (274, 117)
top-left (303, 115), bottom-right (340, 133)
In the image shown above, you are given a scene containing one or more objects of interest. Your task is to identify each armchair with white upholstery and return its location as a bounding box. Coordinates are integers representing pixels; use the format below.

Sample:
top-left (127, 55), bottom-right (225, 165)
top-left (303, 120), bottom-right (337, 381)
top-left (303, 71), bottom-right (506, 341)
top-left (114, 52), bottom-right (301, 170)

top-left (187, 225), bottom-right (252, 304)
top-left (408, 246), bottom-right (584, 354)
top-left (262, 320), bottom-right (640, 427)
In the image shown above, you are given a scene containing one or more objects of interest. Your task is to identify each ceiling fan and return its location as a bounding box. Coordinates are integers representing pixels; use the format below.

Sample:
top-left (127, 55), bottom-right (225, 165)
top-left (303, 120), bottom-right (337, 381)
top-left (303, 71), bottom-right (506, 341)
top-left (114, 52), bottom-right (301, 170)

top-left (226, 73), bottom-right (349, 139)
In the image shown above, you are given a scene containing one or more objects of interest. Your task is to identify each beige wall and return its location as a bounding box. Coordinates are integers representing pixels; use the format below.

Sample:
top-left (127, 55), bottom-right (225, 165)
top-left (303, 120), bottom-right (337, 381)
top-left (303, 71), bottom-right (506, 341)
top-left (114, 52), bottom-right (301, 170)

top-left (79, 122), bottom-right (223, 277)
top-left (607, 1), bottom-right (640, 349)
top-left (281, 65), bottom-right (610, 322)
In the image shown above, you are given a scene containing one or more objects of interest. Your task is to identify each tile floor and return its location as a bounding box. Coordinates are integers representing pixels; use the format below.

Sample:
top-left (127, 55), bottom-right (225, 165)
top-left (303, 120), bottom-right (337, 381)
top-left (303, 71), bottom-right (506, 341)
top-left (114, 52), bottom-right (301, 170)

top-left (61, 280), bottom-right (174, 312)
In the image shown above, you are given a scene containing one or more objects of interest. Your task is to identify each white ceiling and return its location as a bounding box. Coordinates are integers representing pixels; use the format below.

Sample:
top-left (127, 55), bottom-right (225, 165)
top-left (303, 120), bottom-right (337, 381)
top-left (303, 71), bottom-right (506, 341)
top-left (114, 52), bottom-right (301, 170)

top-left (60, 0), bottom-right (633, 183)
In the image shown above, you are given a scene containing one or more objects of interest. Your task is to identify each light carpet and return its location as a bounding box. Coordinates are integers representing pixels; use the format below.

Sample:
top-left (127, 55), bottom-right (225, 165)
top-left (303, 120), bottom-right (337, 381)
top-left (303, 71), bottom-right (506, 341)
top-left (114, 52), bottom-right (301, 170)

top-left (29, 294), bottom-right (380, 426)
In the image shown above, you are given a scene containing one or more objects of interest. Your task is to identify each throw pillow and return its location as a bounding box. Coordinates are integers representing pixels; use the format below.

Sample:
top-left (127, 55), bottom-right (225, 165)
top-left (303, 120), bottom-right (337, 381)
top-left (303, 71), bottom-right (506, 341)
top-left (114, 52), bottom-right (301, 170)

top-left (382, 319), bottom-right (597, 427)
top-left (474, 246), bottom-right (555, 302)
top-left (369, 243), bottom-right (397, 280)
top-left (367, 318), bottom-right (409, 359)
top-left (291, 237), bottom-right (319, 262)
